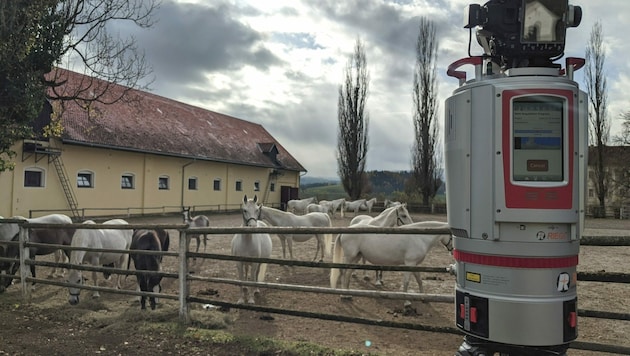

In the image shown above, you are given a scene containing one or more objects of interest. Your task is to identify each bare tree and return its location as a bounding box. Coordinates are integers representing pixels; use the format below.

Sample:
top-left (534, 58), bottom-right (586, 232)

top-left (411, 17), bottom-right (442, 207)
top-left (337, 38), bottom-right (370, 200)
top-left (0, 0), bottom-right (156, 171)
top-left (612, 111), bottom-right (630, 205)
top-left (613, 111), bottom-right (630, 145)
top-left (585, 21), bottom-right (610, 217)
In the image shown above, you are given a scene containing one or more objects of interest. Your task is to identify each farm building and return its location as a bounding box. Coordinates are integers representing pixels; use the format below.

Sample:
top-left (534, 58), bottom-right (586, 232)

top-left (0, 69), bottom-right (306, 219)
top-left (587, 145), bottom-right (630, 218)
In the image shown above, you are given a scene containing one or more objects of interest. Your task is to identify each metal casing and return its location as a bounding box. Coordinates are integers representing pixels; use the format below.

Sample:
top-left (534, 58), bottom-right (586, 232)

top-left (445, 70), bottom-right (587, 346)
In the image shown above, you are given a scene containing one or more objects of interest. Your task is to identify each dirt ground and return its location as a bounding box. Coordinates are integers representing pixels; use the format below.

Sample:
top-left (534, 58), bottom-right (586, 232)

top-left (0, 211), bottom-right (629, 356)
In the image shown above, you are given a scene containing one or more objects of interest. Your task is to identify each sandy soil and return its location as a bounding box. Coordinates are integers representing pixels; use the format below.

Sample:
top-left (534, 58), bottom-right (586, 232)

top-left (0, 211), bottom-right (628, 355)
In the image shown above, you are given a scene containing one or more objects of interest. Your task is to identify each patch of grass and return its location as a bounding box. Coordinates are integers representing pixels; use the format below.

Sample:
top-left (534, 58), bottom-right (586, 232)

top-left (136, 316), bottom-right (376, 356)
top-left (181, 329), bottom-right (377, 356)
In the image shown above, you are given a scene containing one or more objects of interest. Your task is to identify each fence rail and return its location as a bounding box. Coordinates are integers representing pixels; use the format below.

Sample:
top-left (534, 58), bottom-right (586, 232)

top-left (1, 219), bottom-right (629, 354)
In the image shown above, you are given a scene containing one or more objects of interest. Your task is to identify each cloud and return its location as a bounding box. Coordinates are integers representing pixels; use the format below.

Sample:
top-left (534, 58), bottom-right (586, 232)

top-left (125, 1), bottom-right (281, 86)
top-left (98, 0), bottom-right (629, 179)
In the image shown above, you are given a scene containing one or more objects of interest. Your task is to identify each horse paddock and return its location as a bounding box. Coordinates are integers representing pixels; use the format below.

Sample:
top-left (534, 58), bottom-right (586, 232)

top-left (0, 212), bottom-right (628, 355)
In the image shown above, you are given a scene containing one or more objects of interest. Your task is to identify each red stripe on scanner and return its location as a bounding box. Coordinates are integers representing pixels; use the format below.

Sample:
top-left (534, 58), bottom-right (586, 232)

top-left (453, 250), bottom-right (578, 269)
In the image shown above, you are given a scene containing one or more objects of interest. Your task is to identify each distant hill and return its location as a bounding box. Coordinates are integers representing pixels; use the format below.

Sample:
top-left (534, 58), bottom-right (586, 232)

top-left (300, 176), bottom-right (340, 186)
top-left (300, 171), bottom-right (416, 200)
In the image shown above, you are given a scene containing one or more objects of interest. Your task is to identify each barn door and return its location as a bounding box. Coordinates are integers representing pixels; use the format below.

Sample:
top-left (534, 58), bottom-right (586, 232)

top-left (280, 186), bottom-right (299, 211)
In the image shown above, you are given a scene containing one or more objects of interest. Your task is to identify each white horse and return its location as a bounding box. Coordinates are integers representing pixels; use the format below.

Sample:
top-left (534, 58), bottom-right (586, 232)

top-left (349, 204), bottom-right (414, 283)
top-left (0, 214), bottom-right (75, 292)
top-left (306, 202), bottom-right (331, 215)
top-left (344, 199), bottom-right (366, 216)
top-left (232, 195), bottom-right (272, 304)
top-left (182, 207), bottom-right (210, 255)
top-left (67, 219), bottom-right (133, 305)
top-left (330, 221), bottom-right (453, 306)
top-left (384, 199), bottom-right (402, 208)
top-left (259, 205), bottom-right (332, 262)
top-left (329, 198), bottom-right (346, 218)
top-left (286, 197), bottom-right (317, 214)
top-left (361, 198), bottom-right (378, 214)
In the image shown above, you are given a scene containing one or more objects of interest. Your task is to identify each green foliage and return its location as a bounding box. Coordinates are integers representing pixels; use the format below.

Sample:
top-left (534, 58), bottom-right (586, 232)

top-left (0, 1), bottom-right (155, 172)
top-left (301, 183), bottom-right (348, 200)
top-left (0, 1), bottom-right (64, 171)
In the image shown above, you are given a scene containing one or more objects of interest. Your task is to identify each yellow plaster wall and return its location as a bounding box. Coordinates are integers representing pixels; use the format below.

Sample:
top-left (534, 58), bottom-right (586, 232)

top-left (0, 140), bottom-right (300, 218)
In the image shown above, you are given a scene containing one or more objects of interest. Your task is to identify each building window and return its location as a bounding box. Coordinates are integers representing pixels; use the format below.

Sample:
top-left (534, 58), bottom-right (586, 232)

top-left (188, 177), bottom-right (198, 190)
top-left (213, 179), bottom-right (221, 191)
top-left (235, 180), bottom-right (242, 191)
top-left (588, 189), bottom-right (594, 198)
top-left (121, 174), bottom-right (134, 189)
top-left (159, 176), bottom-right (169, 190)
top-left (77, 171), bottom-right (93, 188)
top-left (254, 181), bottom-right (260, 191)
top-left (24, 168), bottom-right (44, 187)
top-left (270, 183), bottom-right (275, 192)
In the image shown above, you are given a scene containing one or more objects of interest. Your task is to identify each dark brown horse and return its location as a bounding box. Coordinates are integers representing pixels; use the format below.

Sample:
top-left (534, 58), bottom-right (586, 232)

top-left (129, 228), bottom-right (170, 310)
top-left (0, 214), bottom-right (75, 292)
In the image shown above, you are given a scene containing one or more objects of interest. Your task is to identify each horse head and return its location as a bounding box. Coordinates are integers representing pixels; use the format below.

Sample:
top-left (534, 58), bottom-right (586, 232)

top-left (394, 204), bottom-right (413, 226)
top-left (182, 206), bottom-right (191, 223)
top-left (0, 261), bottom-right (19, 292)
top-left (440, 234), bottom-right (454, 253)
top-left (0, 229), bottom-right (20, 292)
top-left (242, 195), bottom-right (261, 227)
top-left (67, 268), bottom-right (86, 305)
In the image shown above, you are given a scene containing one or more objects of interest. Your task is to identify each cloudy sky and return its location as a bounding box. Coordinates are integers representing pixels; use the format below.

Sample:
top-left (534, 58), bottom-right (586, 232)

top-left (95, 0), bottom-right (630, 178)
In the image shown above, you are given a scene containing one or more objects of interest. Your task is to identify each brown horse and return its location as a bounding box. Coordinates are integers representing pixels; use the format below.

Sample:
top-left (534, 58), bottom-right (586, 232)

top-left (0, 214), bottom-right (75, 292)
top-left (129, 228), bottom-right (170, 310)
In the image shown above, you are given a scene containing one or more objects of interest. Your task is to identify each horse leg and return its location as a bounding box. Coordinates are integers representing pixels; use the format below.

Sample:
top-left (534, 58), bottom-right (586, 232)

top-left (29, 261), bottom-right (37, 290)
top-left (352, 257), bottom-right (363, 279)
top-left (249, 263), bottom-right (260, 304)
top-left (340, 255), bottom-right (361, 301)
top-left (412, 271), bottom-right (423, 293)
top-left (312, 235), bottom-right (322, 262)
top-left (91, 269), bottom-right (101, 298)
top-left (402, 271), bottom-right (414, 307)
top-left (317, 234), bottom-right (325, 262)
top-left (279, 235), bottom-right (287, 259)
top-left (139, 275), bottom-right (148, 310)
top-left (287, 237), bottom-right (294, 261)
top-left (48, 250), bottom-right (63, 278)
top-left (193, 235), bottom-right (200, 261)
top-left (375, 270), bottom-right (384, 286)
top-left (153, 284), bottom-right (161, 306)
top-left (340, 267), bottom-right (353, 301)
top-left (236, 262), bottom-right (246, 304)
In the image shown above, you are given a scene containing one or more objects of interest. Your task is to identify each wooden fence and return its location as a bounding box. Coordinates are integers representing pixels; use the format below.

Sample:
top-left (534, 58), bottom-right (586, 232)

top-left (1, 220), bottom-right (629, 354)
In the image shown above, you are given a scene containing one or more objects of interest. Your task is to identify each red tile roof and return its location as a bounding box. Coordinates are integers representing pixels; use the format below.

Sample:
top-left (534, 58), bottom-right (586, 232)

top-left (49, 69), bottom-right (306, 172)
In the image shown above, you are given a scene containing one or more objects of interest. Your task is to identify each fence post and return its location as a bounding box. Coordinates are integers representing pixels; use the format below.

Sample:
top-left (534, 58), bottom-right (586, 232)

top-left (178, 229), bottom-right (190, 324)
top-left (18, 226), bottom-right (31, 301)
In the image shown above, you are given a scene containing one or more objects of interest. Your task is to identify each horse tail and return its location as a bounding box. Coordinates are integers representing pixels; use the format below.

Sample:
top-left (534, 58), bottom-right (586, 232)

top-left (330, 234), bottom-right (344, 288)
top-left (324, 233), bottom-right (333, 257)
top-left (323, 216), bottom-right (333, 257)
top-left (257, 263), bottom-right (268, 282)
